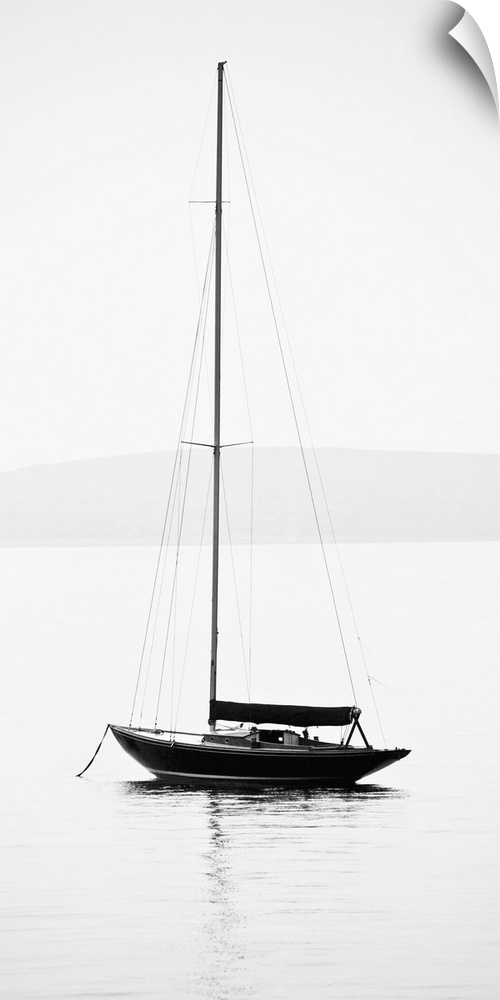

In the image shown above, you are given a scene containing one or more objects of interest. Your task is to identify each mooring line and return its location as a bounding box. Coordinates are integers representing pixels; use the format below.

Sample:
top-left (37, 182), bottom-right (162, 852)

top-left (76, 725), bottom-right (110, 778)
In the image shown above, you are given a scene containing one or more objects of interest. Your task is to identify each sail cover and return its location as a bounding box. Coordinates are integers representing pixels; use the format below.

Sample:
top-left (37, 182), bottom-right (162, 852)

top-left (210, 700), bottom-right (356, 727)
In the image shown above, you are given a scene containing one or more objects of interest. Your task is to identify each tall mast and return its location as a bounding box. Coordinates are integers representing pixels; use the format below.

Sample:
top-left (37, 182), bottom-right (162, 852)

top-left (209, 61), bottom-right (225, 729)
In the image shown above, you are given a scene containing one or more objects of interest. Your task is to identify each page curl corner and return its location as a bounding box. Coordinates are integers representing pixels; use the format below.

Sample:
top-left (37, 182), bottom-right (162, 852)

top-left (448, 4), bottom-right (498, 113)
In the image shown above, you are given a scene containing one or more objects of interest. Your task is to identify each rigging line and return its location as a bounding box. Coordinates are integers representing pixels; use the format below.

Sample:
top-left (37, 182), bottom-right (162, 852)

top-left (250, 182), bottom-right (386, 741)
top-left (130, 222), bottom-right (216, 726)
top-left (221, 226), bottom-right (255, 695)
top-left (138, 458), bottom-right (182, 727)
top-left (220, 222), bottom-right (255, 695)
top-left (154, 439), bottom-right (201, 728)
top-left (255, 239), bottom-right (387, 739)
top-left (198, 230), bottom-right (219, 438)
top-left (226, 74), bottom-right (364, 712)
top-left (189, 207), bottom-right (201, 306)
top-left (169, 450), bottom-right (183, 733)
top-left (154, 445), bottom-right (199, 728)
top-left (173, 463), bottom-right (214, 734)
top-left (154, 243), bottom-right (215, 729)
top-left (248, 444), bottom-right (255, 699)
top-left (132, 444), bottom-right (183, 724)
top-left (189, 72), bottom-right (217, 203)
top-left (223, 83), bottom-right (231, 218)
top-left (138, 230), bottom-right (215, 727)
top-left (338, 548), bottom-right (386, 744)
top-left (220, 457), bottom-right (251, 699)
top-left (225, 80), bottom-right (358, 704)
top-left (154, 520), bottom-right (183, 728)
top-left (232, 123), bottom-right (386, 745)
top-left (188, 72), bottom-right (220, 307)
top-left (199, 211), bottom-right (232, 435)
top-left (306, 446), bottom-right (387, 746)
top-left (231, 186), bottom-right (386, 743)
top-left (227, 71), bottom-right (320, 462)
top-left (155, 388), bottom-right (212, 731)
top-left (225, 75), bottom-right (364, 650)
top-left (222, 223), bottom-right (254, 438)
top-left (189, 206), bottom-right (217, 318)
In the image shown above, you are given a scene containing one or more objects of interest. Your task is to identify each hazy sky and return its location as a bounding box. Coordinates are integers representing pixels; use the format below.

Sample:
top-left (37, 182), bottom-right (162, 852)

top-left (1, 0), bottom-right (500, 472)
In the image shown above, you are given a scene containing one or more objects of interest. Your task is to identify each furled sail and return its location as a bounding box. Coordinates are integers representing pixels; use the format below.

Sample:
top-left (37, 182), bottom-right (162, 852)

top-left (210, 700), bottom-right (357, 727)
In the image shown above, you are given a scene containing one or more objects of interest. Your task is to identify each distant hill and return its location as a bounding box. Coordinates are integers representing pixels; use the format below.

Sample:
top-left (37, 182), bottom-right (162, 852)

top-left (0, 448), bottom-right (499, 545)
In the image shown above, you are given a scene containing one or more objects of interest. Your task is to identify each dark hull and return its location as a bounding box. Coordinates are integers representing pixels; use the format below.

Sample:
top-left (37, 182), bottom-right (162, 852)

top-left (110, 725), bottom-right (410, 787)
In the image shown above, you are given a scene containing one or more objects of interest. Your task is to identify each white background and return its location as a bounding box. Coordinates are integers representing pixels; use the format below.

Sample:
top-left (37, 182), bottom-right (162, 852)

top-left (1, 0), bottom-right (499, 471)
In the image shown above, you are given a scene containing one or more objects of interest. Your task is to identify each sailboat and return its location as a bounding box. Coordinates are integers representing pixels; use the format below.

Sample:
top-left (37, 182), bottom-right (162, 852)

top-left (109, 63), bottom-right (410, 786)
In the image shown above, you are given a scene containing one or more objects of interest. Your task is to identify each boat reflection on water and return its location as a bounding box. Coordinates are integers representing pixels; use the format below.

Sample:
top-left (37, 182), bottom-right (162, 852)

top-left (117, 780), bottom-right (409, 996)
top-left (120, 780), bottom-right (408, 802)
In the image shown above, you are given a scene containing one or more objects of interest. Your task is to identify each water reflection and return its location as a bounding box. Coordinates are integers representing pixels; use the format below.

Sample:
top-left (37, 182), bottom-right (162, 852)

top-left (196, 795), bottom-right (253, 1000)
top-left (113, 779), bottom-right (409, 998)
top-left (119, 778), bottom-right (408, 830)
top-left (120, 779), bottom-right (407, 803)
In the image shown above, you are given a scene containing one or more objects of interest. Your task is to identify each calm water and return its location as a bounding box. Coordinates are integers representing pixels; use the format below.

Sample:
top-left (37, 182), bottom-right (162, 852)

top-left (1, 543), bottom-right (499, 999)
